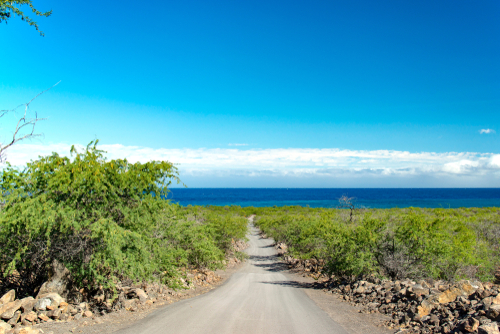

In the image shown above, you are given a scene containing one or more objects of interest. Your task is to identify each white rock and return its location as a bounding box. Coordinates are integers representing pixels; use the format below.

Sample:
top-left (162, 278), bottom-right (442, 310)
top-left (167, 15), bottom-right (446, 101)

top-left (34, 298), bottom-right (52, 311)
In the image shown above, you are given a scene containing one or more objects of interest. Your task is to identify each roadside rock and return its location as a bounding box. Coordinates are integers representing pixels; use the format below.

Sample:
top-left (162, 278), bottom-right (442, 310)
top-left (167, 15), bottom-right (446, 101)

top-left (38, 313), bottom-right (50, 322)
top-left (464, 317), bottom-right (480, 332)
top-left (283, 254), bottom-right (324, 277)
top-left (436, 280), bottom-right (481, 304)
top-left (47, 308), bottom-right (61, 320)
top-left (0, 300), bottom-right (23, 320)
top-left (126, 288), bottom-right (148, 303)
top-left (18, 327), bottom-right (40, 334)
top-left (36, 260), bottom-right (72, 299)
top-left (34, 298), bottom-right (52, 311)
top-left (7, 310), bottom-right (21, 325)
top-left (19, 297), bottom-right (35, 314)
top-left (276, 242), bottom-right (288, 255)
top-left (0, 291), bottom-right (15, 305)
top-left (123, 299), bottom-right (138, 311)
top-left (478, 322), bottom-right (500, 334)
top-left (0, 321), bottom-right (10, 331)
top-left (488, 305), bottom-right (500, 321)
top-left (36, 293), bottom-right (64, 308)
top-left (417, 298), bottom-right (436, 317)
top-left (21, 311), bottom-right (37, 323)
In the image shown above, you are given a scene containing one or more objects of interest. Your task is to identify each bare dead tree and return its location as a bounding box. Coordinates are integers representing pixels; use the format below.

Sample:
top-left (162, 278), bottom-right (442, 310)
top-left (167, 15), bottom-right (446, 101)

top-left (0, 81), bottom-right (60, 162)
top-left (338, 194), bottom-right (356, 222)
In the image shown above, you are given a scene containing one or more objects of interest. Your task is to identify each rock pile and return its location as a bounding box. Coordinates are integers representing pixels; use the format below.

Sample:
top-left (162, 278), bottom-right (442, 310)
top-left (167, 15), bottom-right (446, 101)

top-left (223, 239), bottom-right (249, 268)
top-left (277, 244), bottom-right (500, 334)
top-left (283, 255), bottom-right (324, 278)
top-left (187, 269), bottom-right (222, 288)
top-left (0, 268), bottom-right (223, 334)
top-left (324, 277), bottom-right (500, 334)
top-left (232, 239), bottom-right (248, 253)
top-left (0, 289), bottom-right (86, 334)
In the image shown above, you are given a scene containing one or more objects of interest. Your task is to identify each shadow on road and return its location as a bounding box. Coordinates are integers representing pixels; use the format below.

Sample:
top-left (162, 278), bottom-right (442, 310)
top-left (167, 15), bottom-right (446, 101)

top-left (249, 254), bottom-right (279, 262)
top-left (254, 261), bottom-right (289, 272)
top-left (249, 254), bottom-right (289, 272)
top-left (259, 280), bottom-right (325, 290)
top-left (250, 245), bottom-right (326, 290)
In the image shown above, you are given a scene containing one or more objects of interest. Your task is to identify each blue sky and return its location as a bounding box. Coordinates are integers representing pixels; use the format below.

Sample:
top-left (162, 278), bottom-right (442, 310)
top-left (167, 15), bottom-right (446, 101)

top-left (1, 0), bottom-right (499, 187)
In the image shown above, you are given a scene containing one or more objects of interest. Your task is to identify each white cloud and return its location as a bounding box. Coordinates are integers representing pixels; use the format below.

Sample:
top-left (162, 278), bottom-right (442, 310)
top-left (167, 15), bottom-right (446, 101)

top-left (489, 154), bottom-right (500, 168)
top-left (442, 160), bottom-right (479, 174)
top-left (480, 129), bottom-right (496, 134)
top-left (3, 143), bottom-right (500, 186)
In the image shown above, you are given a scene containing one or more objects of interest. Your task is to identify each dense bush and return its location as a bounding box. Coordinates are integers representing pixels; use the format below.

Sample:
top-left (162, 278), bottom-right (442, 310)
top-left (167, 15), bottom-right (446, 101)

top-left (251, 206), bottom-right (499, 282)
top-left (0, 142), bottom-right (248, 297)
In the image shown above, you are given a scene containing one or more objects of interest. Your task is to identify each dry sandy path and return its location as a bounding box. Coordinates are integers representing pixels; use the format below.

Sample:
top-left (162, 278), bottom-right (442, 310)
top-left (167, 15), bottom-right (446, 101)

top-left (115, 220), bottom-right (350, 334)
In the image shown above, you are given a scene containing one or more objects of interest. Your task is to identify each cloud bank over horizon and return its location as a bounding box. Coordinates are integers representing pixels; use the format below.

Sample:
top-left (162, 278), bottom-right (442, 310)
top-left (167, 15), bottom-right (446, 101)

top-left (5, 143), bottom-right (500, 187)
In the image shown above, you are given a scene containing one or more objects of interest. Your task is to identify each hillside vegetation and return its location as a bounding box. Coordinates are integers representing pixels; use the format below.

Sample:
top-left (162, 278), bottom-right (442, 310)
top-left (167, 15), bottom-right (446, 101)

top-left (0, 142), bottom-right (248, 298)
top-left (247, 206), bottom-right (500, 282)
top-left (1, 143), bottom-right (497, 300)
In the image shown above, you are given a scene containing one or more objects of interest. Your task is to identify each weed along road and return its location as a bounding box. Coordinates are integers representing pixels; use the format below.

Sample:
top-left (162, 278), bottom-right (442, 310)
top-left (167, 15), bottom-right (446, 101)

top-left (116, 218), bottom-right (349, 334)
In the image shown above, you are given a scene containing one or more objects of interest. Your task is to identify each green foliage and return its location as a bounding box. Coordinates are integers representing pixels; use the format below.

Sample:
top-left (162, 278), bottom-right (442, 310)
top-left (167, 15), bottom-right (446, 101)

top-left (0, 142), bottom-right (248, 297)
top-left (250, 206), bottom-right (500, 282)
top-left (0, 0), bottom-right (52, 36)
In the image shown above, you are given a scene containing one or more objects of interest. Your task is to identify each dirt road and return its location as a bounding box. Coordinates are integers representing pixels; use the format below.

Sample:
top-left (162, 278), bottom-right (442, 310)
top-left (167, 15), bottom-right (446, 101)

top-left (115, 221), bottom-right (350, 334)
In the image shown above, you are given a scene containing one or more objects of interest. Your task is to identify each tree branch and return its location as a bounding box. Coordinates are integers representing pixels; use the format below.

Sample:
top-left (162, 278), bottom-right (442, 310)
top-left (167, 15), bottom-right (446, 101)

top-left (0, 81), bottom-right (60, 162)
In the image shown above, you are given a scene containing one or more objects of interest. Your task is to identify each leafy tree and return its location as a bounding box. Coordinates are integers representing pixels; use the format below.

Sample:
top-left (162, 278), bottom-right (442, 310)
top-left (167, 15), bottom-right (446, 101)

top-left (0, 0), bottom-right (52, 36)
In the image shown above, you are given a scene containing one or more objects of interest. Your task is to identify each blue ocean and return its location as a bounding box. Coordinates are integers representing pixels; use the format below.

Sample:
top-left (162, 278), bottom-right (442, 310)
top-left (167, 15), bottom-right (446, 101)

top-left (167, 188), bottom-right (500, 208)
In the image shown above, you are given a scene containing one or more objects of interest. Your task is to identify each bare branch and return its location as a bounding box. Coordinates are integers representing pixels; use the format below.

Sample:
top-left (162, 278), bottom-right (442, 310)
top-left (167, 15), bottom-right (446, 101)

top-left (0, 81), bottom-right (60, 163)
top-left (0, 104), bottom-right (25, 119)
top-left (338, 194), bottom-right (357, 222)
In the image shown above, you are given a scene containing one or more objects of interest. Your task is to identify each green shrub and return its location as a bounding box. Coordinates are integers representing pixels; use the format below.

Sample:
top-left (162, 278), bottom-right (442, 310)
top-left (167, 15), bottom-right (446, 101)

top-left (251, 206), bottom-right (500, 282)
top-left (0, 141), bottom-right (183, 294)
top-left (0, 142), bottom-right (248, 297)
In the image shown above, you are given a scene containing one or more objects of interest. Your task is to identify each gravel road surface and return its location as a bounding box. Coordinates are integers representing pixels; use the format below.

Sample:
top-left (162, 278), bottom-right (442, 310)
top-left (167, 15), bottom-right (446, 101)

top-left (115, 221), bottom-right (350, 334)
